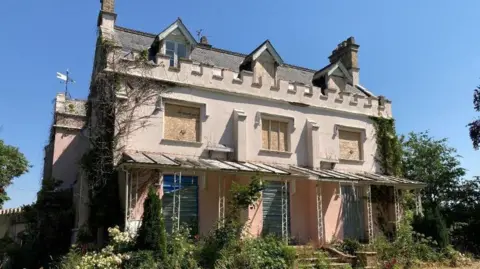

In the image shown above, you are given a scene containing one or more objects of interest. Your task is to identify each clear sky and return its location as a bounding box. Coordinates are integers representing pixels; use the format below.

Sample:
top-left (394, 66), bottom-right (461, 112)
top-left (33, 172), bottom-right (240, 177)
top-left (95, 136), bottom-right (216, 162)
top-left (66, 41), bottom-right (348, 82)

top-left (0, 0), bottom-right (479, 208)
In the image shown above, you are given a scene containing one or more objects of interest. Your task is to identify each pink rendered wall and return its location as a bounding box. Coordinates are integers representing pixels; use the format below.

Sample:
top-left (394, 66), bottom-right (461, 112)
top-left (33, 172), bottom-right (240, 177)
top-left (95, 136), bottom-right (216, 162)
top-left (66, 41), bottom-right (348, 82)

top-left (322, 182), bottom-right (343, 242)
top-left (130, 170), bottom-right (162, 220)
top-left (290, 179), bottom-right (317, 245)
top-left (52, 130), bottom-right (87, 189)
top-left (199, 172), bottom-right (221, 235)
top-left (242, 176), bottom-right (263, 238)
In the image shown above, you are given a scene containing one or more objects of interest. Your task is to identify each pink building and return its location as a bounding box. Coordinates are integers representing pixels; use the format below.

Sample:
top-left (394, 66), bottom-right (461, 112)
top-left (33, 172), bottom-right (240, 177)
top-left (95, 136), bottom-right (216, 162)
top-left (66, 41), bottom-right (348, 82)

top-left (46, 0), bottom-right (425, 246)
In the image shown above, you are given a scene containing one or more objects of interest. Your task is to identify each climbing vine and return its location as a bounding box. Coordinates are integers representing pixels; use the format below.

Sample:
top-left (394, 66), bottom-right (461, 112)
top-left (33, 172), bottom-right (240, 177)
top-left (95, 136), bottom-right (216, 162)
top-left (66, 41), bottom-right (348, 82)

top-left (370, 116), bottom-right (403, 236)
top-left (81, 36), bottom-right (169, 243)
top-left (370, 116), bottom-right (403, 177)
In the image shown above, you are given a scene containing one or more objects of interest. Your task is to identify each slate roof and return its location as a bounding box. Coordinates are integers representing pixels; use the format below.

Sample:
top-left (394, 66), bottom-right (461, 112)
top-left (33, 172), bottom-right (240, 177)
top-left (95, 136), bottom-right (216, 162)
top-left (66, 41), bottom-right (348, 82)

top-left (113, 26), bottom-right (370, 97)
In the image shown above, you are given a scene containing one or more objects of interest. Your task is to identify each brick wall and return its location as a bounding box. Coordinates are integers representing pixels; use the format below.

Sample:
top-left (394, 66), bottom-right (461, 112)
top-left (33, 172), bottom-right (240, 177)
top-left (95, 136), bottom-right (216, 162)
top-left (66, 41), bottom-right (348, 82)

top-left (101, 0), bottom-right (115, 13)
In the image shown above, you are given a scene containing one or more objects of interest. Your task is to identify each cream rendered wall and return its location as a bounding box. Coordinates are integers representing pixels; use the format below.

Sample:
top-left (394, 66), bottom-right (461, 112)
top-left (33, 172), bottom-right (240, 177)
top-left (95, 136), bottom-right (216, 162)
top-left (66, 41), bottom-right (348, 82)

top-left (253, 51), bottom-right (276, 86)
top-left (125, 86), bottom-right (377, 173)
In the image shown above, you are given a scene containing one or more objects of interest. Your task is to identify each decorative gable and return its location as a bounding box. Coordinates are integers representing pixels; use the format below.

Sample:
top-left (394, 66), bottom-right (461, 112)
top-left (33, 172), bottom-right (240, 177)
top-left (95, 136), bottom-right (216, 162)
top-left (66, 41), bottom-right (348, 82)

top-left (150, 18), bottom-right (197, 66)
top-left (312, 61), bottom-right (353, 93)
top-left (240, 40), bottom-right (283, 87)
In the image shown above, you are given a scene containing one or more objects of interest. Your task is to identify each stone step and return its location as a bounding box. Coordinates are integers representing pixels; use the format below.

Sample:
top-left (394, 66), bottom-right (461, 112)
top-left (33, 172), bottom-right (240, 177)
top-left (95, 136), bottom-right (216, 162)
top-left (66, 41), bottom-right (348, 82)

top-left (297, 262), bottom-right (351, 268)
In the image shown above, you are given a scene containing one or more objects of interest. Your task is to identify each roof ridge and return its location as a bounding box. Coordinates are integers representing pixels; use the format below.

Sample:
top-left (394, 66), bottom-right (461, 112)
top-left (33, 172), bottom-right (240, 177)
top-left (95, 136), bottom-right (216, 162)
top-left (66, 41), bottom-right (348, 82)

top-left (114, 25), bottom-right (156, 38)
top-left (115, 25), bottom-right (318, 74)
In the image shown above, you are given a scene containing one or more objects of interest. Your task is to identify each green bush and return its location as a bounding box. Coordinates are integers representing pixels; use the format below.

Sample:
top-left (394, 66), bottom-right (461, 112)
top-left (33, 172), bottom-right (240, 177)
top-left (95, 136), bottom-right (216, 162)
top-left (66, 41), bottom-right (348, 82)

top-left (165, 226), bottom-right (198, 269)
top-left (135, 186), bottom-right (167, 260)
top-left (55, 248), bottom-right (82, 269)
top-left (374, 213), bottom-right (441, 268)
top-left (335, 239), bottom-right (362, 255)
top-left (412, 204), bottom-right (449, 249)
top-left (215, 235), bottom-right (296, 269)
top-left (123, 250), bottom-right (158, 269)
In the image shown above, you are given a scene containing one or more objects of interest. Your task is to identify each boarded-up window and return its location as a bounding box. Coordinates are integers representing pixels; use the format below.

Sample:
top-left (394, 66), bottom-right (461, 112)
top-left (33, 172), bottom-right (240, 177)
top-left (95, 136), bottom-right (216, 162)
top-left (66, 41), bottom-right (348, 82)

top-left (339, 130), bottom-right (362, 161)
top-left (164, 103), bottom-right (200, 142)
top-left (262, 119), bottom-right (288, 151)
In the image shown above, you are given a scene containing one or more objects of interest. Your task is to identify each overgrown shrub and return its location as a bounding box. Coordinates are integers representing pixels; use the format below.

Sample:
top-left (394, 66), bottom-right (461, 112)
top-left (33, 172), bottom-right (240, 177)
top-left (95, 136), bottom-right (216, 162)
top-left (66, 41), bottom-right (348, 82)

top-left (214, 235), bottom-right (295, 269)
top-left (123, 250), bottom-right (157, 269)
top-left (412, 204), bottom-right (449, 249)
top-left (373, 212), bottom-right (441, 269)
top-left (135, 186), bottom-right (167, 260)
top-left (334, 239), bottom-right (362, 255)
top-left (165, 226), bottom-right (198, 269)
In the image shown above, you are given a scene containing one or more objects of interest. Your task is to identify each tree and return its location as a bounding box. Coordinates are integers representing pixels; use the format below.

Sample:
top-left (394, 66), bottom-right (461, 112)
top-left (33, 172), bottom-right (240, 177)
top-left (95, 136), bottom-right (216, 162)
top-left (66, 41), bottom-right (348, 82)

top-left (0, 139), bottom-right (29, 207)
top-left (468, 87), bottom-right (480, 150)
top-left (402, 131), bottom-right (465, 205)
top-left (135, 186), bottom-right (167, 260)
top-left (9, 178), bottom-right (73, 269)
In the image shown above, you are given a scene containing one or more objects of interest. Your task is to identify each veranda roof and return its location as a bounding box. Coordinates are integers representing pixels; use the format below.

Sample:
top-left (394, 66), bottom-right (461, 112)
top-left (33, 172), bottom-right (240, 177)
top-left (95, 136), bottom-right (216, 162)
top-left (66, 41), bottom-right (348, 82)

top-left (120, 151), bottom-right (425, 188)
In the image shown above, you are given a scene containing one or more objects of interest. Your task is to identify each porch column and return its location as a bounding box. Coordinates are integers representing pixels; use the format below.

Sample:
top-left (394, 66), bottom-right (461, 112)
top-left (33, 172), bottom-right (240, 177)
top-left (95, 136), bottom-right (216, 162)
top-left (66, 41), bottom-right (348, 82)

top-left (366, 185), bottom-right (374, 243)
top-left (218, 175), bottom-right (226, 227)
top-left (281, 179), bottom-right (289, 243)
top-left (316, 182), bottom-right (325, 245)
top-left (394, 186), bottom-right (401, 228)
top-left (124, 169), bottom-right (129, 230)
top-left (172, 172), bottom-right (182, 232)
top-left (414, 189), bottom-right (423, 216)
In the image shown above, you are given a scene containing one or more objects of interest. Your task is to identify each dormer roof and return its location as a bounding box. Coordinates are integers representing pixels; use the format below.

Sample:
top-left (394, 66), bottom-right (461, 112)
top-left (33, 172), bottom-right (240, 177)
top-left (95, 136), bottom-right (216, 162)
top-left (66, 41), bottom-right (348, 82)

top-left (156, 18), bottom-right (197, 45)
top-left (313, 61), bottom-right (353, 84)
top-left (242, 40), bottom-right (284, 65)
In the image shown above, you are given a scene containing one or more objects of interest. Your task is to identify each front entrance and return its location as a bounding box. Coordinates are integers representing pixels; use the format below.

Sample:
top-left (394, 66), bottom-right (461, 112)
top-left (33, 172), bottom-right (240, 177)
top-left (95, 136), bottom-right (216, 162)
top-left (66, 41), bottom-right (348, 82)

top-left (163, 174), bottom-right (199, 234)
top-left (262, 181), bottom-right (291, 239)
top-left (341, 185), bottom-right (365, 241)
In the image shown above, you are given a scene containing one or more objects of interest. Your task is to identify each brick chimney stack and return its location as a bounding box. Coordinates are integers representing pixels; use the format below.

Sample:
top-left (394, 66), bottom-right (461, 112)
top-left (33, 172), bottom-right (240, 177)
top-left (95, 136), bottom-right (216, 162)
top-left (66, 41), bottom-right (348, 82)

top-left (328, 37), bottom-right (360, 85)
top-left (98, 0), bottom-right (116, 29)
top-left (101, 0), bottom-right (115, 13)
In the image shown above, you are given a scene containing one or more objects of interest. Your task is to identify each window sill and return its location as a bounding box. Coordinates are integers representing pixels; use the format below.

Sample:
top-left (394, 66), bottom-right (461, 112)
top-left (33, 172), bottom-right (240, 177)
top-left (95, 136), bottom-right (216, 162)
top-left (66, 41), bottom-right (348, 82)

top-left (339, 159), bottom-right (364, 165)
top-left (259, 149), bottom-right (293, 156)
top-left (160, 139), bottom-right (203, 147)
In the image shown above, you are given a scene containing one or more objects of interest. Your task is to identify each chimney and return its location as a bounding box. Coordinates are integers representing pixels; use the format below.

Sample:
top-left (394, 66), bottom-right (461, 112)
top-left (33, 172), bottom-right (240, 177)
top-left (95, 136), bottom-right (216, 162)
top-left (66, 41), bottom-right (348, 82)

top-left (101, 0), bottom-right (115, 13)
top-left (199, 36), bottom-right (212, 48)
top-left (329, 37), bottom-right (360, 85)
top-left (98, 0), bottom-right (116, 28)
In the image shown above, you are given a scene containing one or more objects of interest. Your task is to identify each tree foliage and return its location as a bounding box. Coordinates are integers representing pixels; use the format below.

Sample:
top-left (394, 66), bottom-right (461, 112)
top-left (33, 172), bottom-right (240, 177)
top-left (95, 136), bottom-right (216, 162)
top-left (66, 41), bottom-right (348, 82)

top-left (9, 178), bottom-right (74, 269)
top-left (402, 131), bottom-right (465, 205)
top-left (0, 139), bottom-right (29, 206)
top-left (135, 186), bottom-right (167, 260)
top-left (468, 87), bottom-right (480, 150)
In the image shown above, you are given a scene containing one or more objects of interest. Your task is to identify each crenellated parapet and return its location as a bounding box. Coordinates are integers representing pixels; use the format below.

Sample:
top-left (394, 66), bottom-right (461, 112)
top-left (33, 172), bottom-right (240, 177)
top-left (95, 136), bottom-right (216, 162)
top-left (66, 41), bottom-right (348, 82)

top-left (110, 51), bottom-right (392, 118)
top-left (54, 93), bottom-right (87, 130)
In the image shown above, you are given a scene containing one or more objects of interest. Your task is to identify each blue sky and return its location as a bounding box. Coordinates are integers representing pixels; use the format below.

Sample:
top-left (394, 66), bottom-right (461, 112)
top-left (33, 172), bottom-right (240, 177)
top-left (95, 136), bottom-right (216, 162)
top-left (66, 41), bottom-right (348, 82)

top-left (0, 0), bottom-right (479, 208)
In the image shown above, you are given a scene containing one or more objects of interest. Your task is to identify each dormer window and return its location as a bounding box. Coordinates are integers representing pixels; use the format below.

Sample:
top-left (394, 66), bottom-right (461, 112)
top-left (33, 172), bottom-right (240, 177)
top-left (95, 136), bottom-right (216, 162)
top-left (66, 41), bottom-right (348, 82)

top-left (165, 40), bottom-right (187, 67)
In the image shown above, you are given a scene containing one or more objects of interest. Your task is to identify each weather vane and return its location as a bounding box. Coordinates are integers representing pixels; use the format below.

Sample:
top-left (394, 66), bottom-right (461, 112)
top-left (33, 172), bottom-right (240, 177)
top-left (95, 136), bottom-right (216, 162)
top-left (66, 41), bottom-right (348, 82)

top-left (56, 69), bottom-right (76, 98)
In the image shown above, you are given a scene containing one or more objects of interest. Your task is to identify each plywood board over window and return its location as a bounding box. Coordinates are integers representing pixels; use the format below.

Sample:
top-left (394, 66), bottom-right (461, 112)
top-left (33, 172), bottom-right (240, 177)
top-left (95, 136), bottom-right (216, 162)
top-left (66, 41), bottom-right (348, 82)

top-left (164, 103), bottom-right (200, 142)
top-left (262, 119), bottom-right (288, 152)
top-left (339, 130), bottom-right (362, 161)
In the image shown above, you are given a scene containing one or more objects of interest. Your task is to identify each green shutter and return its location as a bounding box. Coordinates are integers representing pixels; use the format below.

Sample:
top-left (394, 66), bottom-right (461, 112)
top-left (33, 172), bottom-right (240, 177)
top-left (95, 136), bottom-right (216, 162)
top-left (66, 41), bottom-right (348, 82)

top-left (162, 175), bottom-right (198, 234)
top-left (262, 181), bottom-right (290, 238)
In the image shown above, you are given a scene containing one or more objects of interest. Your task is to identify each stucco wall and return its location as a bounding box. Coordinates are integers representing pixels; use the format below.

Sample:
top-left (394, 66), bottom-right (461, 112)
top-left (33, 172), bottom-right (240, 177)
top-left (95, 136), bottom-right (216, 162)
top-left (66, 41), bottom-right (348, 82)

top-left (52, 129), bottom-right (88, 188)
top-left (323, 182), bottom-right (343, 242)
top-left (125, 86), bottom-right (378, 173)
top-left (290, 179), bottom-right (318, 244)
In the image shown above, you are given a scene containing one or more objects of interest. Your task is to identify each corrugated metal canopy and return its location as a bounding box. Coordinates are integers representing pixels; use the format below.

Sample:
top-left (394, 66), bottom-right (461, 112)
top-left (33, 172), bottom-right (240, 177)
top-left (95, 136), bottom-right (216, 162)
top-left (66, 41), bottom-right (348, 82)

top-left (121, 152), bottom-right (425, 187)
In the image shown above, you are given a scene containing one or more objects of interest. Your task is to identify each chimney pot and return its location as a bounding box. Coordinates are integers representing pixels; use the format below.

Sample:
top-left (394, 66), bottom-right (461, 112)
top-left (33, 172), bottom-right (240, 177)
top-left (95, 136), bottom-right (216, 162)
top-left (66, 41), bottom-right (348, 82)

top-left (200, 36), bottom-right (209, 45)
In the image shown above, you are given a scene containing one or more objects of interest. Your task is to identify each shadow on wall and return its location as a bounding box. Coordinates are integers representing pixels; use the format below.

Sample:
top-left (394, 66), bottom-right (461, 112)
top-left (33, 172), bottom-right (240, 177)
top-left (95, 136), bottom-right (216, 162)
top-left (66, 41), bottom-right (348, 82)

top-left (51, 129), bottom-right (88, 189)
